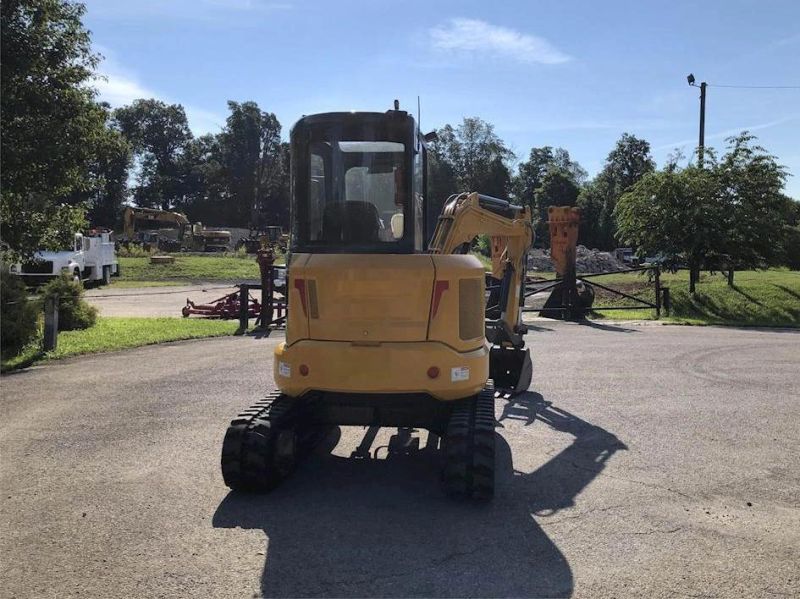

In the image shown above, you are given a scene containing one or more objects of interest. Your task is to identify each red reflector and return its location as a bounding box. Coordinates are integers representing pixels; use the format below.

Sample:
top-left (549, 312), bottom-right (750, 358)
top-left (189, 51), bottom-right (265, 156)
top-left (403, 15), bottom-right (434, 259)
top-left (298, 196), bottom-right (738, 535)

top-left (431, 280), bottom-right (449, 318)
top-left (294, 278), bottom-right (307, 316)
top-left (299, 364), bottom-right (309, 376)
top-left (427, 366), bottom-right (440, 379)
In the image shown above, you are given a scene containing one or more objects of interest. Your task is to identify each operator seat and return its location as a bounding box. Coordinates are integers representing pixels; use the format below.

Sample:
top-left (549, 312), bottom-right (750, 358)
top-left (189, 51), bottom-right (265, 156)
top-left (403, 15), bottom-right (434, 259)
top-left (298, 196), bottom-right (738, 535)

top-left (322, 201), bottom-right (381, 244)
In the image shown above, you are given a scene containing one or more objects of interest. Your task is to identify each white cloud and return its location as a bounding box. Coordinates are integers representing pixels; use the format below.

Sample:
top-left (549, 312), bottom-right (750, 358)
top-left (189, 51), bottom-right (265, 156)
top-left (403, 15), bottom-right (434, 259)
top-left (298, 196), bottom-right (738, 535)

top-left (92, 68), bottom-right (155, 107)
top-left (90, 46), bottom-right (224, 135)
top-left (429, 18), bottom-right (571, 65)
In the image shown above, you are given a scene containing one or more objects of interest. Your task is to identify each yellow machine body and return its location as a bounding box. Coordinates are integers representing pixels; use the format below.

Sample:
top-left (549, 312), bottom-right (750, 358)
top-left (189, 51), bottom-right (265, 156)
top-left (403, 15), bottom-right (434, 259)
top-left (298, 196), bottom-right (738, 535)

top-left (221, 108), bottom-right (533, 500)
top-left (275, 252), bottom-right (489, 401)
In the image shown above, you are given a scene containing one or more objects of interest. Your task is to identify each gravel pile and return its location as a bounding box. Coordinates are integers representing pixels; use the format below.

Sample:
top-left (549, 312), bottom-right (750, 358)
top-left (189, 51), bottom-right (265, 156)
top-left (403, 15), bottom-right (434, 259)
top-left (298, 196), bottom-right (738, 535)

top-left (528, 245), bottom-right (627, 273)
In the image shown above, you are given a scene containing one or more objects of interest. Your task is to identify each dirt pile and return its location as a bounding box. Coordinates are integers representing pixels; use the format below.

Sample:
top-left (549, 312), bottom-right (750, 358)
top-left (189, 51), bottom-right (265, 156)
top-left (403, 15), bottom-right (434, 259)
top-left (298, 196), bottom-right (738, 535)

top-left (528, 245), bottom-right (627, 273)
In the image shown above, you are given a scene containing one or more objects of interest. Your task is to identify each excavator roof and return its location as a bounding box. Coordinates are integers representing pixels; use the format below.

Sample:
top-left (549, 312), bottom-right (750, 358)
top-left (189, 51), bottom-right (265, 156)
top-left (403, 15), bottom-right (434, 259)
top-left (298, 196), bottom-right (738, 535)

top-left (291, 110), bottom-right (413, 132)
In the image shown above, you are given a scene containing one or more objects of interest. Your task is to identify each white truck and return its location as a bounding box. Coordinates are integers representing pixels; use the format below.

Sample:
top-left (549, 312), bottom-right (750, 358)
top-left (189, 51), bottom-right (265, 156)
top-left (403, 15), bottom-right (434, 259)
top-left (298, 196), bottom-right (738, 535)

top-left (11, 231), bottom-right (119, 286)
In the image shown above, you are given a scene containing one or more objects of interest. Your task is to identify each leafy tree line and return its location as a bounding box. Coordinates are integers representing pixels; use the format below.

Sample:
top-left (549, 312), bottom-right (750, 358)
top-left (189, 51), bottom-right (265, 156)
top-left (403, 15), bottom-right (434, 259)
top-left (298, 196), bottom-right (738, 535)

top-left (428, 119), bottom-right (658, 249)
top-left (616, 133), bottom-right (799, 290)
top-left (111, 98), bottom-right (289, 230)
top-left (427, 119), bottom-right (798, 284)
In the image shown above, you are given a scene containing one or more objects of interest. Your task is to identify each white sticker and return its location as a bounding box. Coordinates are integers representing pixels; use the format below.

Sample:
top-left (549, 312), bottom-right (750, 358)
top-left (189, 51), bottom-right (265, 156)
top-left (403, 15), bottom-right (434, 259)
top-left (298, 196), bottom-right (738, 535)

top-left (279, 362), bottom-right (291, 378)
top-left (451, 366), bottom-right (470, 382)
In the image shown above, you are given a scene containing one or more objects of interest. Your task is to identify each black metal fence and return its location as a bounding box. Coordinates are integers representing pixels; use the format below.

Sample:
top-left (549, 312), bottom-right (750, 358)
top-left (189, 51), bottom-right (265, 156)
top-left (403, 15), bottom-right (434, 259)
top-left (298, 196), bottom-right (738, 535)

top-left (522, 265), bottom-right (668, 319)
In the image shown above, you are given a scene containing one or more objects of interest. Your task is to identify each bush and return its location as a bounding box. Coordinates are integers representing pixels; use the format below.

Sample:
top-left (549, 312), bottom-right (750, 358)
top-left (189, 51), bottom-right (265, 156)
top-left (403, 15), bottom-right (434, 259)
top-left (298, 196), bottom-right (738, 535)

top-left (474, 234), bottom-right (492, 257)
top-left (228, 245), bottom-right (250, 259)
top-left (40, 273), bottom-right (98, 331)
top-left (116, 243), bottom-right (156, 258)
top-left (1, 270), bottom-right (40, 356)
top-left (784, 226), bottom-right (800, 270)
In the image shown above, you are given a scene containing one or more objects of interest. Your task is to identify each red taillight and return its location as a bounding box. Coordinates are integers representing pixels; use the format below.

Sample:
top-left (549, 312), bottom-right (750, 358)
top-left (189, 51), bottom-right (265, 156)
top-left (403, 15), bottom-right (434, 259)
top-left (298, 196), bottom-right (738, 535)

top-left (431, 280), bottom-right (449, 318)
top-left (299, 364), bottom-right (309, 376)
top-left (294, 278), bottom-right (307, 316)
top-left (427, 366), bottom-right (440, 379)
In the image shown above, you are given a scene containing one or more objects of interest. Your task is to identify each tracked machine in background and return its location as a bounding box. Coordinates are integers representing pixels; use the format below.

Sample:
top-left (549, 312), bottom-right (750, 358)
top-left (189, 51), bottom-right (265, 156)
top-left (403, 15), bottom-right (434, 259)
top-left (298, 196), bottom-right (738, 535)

top-left (235, 225), bottom-right (289, 254)
top-left (221, 103), bottom-right (533, 500)
top-left (121, 207), bottom-right (231, 252)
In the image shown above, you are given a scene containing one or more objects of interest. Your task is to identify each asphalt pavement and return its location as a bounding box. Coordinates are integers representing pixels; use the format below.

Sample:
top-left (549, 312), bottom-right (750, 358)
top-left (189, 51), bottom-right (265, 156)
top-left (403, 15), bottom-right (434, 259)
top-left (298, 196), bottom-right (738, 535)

top-left (85, 283), bottom-right (240, 318)
top-left (1, 323), bottom-right (798, 598)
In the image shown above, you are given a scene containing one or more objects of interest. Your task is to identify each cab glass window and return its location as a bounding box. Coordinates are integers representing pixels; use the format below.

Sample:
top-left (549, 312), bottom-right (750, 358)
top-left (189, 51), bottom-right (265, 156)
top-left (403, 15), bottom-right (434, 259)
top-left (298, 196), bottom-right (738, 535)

top-left (307, 141), bottom-right (406, 245)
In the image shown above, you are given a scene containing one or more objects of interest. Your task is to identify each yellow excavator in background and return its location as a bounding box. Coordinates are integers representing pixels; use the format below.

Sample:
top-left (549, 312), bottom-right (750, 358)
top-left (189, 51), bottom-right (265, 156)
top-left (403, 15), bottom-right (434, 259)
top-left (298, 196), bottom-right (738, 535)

top-left (221, 103), bottom-right (533, 500)
top-left (121, 206), bottom-right (231, 252)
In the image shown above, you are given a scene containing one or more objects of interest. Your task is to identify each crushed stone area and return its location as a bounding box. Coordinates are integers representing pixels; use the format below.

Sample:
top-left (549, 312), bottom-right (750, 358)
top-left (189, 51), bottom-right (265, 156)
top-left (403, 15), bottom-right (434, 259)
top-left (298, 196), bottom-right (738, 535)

top-left (528, 245), bottom-right (628, 273)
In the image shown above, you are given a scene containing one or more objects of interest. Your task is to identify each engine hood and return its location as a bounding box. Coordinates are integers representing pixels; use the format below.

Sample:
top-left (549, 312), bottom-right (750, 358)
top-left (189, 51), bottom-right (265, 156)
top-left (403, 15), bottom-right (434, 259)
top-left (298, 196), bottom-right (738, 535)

top-left (31, 250), bottom-right (80, 263)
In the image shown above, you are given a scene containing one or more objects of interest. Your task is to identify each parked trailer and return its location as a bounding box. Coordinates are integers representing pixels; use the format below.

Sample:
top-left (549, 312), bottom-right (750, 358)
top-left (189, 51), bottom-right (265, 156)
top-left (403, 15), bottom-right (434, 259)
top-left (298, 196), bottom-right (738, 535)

top-left (10, 231), bottom-right (119, 286)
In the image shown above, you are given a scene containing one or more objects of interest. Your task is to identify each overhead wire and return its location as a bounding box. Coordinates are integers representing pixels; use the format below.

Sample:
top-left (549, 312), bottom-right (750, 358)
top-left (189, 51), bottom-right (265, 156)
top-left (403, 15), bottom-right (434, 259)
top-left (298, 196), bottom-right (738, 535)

top-left (706, 83), bottom-right (800, 89)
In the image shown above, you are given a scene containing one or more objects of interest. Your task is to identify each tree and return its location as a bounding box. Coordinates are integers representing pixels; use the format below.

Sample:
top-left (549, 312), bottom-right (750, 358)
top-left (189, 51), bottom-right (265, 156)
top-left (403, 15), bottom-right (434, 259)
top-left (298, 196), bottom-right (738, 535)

top-left (85, 109), bottom-right (132, 228)
top-left (531, 169), bottom-right (580, 245)
top-left (604, 133), bottom-right (656, 193)
top-left (218, 101), bottom-right (286, 227)
top-left (615, 132), bottom-right (791, 292)
top-left (432, 118), bottom-right (515, 199)
top-left (782, 198), bottom-right (800, 270)
top-left (113, 99), bottom-right (193, 210)
top-left (514, 146), bottom-right (585, 245)
top-left (426, 144), bottom-right (458, 234)
top-left (178, 134), bottom-right (228, 224)
top-left (1, 0), bottom-right (116, 259)
top-left (576, 180), bottom-right (607, 249)
top-left (615, 166), bottom-right (723, 292)
top-left (715, 133), bottom-right (790, 279)
top-left (579, 134), bottom-right (655, 249)
top-left (515, 147), bottom-right (586, 201)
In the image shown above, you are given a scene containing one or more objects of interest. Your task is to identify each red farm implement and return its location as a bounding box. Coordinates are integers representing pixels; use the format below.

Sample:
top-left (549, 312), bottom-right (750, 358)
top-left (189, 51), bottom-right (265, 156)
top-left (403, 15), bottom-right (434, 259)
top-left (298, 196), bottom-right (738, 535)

top-left (181, 289), bottom-right (261, 319)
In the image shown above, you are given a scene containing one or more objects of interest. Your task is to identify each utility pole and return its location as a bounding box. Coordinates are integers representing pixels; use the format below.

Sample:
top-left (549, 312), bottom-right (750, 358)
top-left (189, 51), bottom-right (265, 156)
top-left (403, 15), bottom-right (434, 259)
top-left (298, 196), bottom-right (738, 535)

top-left (686, 74), bottom-right (708, 294)
top-left (687, 74), bottom-right (707, 167)
top-left (698, 81), bottom-right (706, 166)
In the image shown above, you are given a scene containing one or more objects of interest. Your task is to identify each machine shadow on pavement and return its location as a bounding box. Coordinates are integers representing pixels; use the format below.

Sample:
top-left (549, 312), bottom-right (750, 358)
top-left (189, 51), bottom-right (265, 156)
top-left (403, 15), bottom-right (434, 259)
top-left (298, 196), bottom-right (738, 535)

top-left (213, 394), bottom-right (626, 598)
top-left (577, 319), bottom-right (638, 333)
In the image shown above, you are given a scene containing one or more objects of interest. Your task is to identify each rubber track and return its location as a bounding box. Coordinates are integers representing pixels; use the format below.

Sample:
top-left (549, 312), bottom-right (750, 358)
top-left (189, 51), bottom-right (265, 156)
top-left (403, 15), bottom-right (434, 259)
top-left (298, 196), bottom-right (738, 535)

top-left (443, 382), bottom-right (496, 501)
top-left (220, 390), bottom-right (299, 492)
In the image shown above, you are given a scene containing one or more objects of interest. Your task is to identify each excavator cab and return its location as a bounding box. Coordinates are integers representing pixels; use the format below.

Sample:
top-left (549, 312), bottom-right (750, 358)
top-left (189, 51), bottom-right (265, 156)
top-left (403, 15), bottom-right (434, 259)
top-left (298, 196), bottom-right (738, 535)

top-left (290, 109), bottom-right (427, 253)
top-left (221, 104), bottom-right (533, 501)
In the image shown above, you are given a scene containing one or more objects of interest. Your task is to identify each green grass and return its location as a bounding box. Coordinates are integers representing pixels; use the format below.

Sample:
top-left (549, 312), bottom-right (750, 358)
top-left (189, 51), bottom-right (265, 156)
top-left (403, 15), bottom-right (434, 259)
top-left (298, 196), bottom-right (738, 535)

top-left (1, 317), bottom-right (238, 372)
top-left (577, 268), bottom-right (800, 326)
top-left (118, 254), bottom-right (287, 283)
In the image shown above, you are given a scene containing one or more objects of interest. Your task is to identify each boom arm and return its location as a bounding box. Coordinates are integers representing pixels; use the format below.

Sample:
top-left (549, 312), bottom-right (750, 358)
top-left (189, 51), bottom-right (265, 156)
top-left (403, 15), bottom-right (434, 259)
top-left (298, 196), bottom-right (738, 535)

top-left (429, 192), bottom-right (533, 348)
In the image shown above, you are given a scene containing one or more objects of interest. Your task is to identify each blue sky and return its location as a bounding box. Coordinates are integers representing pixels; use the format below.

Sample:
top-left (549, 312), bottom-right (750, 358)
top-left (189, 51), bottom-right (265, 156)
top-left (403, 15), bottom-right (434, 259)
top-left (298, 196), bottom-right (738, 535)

top-left (85, 0), bottom-right (800, 198)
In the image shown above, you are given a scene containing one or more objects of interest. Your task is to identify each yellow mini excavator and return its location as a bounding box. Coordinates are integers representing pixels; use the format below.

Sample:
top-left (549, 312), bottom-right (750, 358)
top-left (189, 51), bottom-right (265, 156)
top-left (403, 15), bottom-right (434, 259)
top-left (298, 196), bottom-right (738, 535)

top-left (221, 103), bottom-right (533, 500)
